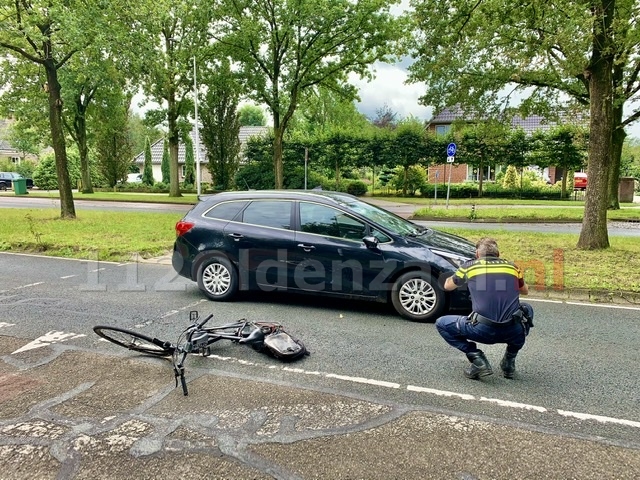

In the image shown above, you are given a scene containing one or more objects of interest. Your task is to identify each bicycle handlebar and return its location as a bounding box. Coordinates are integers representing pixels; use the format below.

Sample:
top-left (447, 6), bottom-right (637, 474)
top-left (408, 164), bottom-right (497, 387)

top-left (197, 313), bottom-right (214, 329)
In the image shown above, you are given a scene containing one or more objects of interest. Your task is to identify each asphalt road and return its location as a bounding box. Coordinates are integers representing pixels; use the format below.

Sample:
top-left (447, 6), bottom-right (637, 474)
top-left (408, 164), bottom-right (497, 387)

top-left (1, 252), bottom-right (639, 450)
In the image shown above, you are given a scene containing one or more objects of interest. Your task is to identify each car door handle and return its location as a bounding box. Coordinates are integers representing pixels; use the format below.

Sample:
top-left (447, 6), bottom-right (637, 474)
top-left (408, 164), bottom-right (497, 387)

top-left (228, 233), bottom-right (244, 240)
top-left (297, 243), bottom-right (316, 252)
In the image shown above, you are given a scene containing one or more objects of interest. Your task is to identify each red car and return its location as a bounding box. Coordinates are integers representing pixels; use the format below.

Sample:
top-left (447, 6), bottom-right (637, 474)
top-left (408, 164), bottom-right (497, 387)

top-left (574, 172), bottom-right (587, 190)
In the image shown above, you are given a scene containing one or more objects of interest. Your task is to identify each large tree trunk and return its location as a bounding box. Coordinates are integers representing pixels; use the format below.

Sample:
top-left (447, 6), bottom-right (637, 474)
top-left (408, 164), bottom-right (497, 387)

top-left (608, 59), bottom-right (625, 210)
top-left (45, 61), bottom-right (76, 219)
top-left (608, 114), bottom-right (625, 210)
top-left (167, 94), bottom-right (182, 197)
top-left (577, 0), bottom-right (614, 250)
top-left (273, 125), bottom-right (284, 189)
top-left (74, 105), bottom-right (93, 194)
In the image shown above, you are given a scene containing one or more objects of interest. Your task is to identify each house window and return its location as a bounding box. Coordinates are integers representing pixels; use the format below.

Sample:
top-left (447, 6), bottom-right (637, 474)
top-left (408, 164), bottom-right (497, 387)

top-left (10, 156), bottom-right (20, 164)
top-left (180, 165), bottom-right (185, 178)
top-left (435, 125), bottom-right (450, 136)
top-left (467, 165), bottom-right (498, 182)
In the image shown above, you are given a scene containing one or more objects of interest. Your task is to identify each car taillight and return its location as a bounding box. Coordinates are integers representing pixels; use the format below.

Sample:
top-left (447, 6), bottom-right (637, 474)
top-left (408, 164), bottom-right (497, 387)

top-left (175, 221), bottom-right (195, 237)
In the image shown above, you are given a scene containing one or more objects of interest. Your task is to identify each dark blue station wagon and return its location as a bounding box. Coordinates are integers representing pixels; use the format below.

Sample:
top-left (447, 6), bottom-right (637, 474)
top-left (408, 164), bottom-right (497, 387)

top-left (172, 190), bottom-right (475, 322)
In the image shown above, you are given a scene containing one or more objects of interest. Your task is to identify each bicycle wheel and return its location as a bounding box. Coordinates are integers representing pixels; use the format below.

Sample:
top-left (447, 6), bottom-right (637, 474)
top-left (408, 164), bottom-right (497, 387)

top-left (93, 326), bottom-right (173, 357)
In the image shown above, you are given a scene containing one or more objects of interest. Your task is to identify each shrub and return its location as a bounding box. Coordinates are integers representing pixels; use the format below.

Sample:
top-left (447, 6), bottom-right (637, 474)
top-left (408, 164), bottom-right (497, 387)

top-left (346, 180), bottom-right (368, 196)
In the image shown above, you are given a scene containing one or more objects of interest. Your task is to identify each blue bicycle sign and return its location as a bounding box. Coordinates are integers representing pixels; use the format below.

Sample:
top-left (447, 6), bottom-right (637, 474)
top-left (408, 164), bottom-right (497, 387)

top-left (447, 143), bottom-right (457, 157)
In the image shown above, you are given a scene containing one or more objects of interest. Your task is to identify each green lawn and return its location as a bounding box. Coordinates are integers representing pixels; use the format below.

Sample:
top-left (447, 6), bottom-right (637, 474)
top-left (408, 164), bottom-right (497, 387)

top-left (1, 207), bottom-right (639, 295)
top-left (0, 190), bottom-right (199, 204)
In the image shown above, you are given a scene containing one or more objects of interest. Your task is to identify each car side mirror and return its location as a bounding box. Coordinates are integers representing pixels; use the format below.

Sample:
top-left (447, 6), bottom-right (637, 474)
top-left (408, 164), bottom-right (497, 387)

top-left (363, 236), bottom-right (379, 249)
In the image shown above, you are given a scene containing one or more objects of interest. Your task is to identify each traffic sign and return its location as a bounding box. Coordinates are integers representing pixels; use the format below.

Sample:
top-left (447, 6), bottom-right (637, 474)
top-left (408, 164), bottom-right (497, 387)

top-left (447, 143), bottom-right (457, 157)
top-left (447, 156), bottom-right (455, 163)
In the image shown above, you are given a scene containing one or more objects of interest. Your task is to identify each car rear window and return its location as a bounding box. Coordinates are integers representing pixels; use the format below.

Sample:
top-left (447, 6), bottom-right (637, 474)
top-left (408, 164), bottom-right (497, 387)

top-left (204, 201), bottom-right (248, 220)
top-left (241, 201), bottom-right (292, 229)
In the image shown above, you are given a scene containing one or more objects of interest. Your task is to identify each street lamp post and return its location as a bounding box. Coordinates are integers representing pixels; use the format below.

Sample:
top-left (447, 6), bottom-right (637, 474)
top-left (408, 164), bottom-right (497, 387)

top-left (193, 56), bottom-right (201, 196)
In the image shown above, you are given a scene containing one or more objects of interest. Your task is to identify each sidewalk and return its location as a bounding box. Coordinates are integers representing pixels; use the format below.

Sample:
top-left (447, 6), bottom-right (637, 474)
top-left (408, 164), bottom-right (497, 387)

top-left (1, 336), bottom-right (638, 479)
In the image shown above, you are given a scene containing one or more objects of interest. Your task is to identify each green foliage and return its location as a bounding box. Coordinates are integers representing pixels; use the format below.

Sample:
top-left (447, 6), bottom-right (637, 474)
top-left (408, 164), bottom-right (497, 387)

top-left (142, 137), bottom-right (154, 186)
top-left (33, 152), bottom-right (81, 190)
top-left (94, 102), bottom-right (133, 188)
top-left (183, 133), bottom-right (196, 186)
top-left (346, 180), bottom-right (368, 196)
top-left (502, 165), bottom-right (519, 189)
top-left (161, 139), bottom-right (170, 184)
top-left (391, 165), bottom-right (427, 196)
top-left (200, 59), bottom-right (241, 190)
top-left (211, 0), bottom-right (404, 188)
top-left (238, 105), bottom-right (267, 126)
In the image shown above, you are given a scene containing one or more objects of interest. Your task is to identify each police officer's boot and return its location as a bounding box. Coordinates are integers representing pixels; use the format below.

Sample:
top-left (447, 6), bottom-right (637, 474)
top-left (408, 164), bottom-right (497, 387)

top-left (464, 351), bottom-right (493, 379)
top-left (500, 351), bottom-right (517, 379)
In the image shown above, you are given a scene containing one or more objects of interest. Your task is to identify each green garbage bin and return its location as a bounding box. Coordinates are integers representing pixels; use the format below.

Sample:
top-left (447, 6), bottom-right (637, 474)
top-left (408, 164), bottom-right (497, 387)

top-left (13, 178), bottom-right (28, 195)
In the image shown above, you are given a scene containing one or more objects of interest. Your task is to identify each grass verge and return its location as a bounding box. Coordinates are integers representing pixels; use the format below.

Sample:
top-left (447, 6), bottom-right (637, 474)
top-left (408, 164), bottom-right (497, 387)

top-left (1, 208), bottom-right (639, 296)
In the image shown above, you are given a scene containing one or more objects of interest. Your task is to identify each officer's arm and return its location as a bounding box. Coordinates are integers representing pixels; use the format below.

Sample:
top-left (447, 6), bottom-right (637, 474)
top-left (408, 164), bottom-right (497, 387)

top-left (443, 276), bottom-right (458, 291)
top-left (519, 279), bottom-right (529, 295)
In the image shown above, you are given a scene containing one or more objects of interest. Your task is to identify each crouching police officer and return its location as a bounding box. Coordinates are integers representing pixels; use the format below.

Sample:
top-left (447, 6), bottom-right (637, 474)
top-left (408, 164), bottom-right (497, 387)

top-left (436, 237), bottom-right (534, 379)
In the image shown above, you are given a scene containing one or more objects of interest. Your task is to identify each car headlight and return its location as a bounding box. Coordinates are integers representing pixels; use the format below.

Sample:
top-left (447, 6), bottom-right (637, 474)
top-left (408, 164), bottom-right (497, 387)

top-left (431, 249), bottom-right (470, 268)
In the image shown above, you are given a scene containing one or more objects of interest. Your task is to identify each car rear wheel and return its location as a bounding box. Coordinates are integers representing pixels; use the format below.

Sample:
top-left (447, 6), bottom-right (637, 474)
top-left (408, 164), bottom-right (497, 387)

top-left (196, 256), bottom-right (238, 301)
top-left (391, 272), bottom-right (445, 322)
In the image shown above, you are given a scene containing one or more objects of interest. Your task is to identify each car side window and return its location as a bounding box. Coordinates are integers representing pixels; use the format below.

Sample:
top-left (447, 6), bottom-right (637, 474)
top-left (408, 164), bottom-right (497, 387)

top-left (241, 201), bottom-right (292, 229)
top-left (299, 203), bottom-right (367, 240)
top-left (204, 201), bottom-right (248, 221)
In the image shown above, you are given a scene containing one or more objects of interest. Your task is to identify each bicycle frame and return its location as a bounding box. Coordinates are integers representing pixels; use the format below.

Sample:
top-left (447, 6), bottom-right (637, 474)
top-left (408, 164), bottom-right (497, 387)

top-left (94, 311), bottom-right (296, 397)
top-left (171, 313), bottom-right (277, 396)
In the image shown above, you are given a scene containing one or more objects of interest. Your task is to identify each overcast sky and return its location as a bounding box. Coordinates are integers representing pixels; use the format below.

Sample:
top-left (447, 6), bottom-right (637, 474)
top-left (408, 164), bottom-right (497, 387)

top-left (350, 59), bottom-right (640, 140)
top-left (349, 61), bottom-right (433, 123)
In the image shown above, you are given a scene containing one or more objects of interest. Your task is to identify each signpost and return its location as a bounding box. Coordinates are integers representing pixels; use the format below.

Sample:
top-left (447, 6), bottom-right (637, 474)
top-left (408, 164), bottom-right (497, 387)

top-left (446, 143), bottom-right (456, 209)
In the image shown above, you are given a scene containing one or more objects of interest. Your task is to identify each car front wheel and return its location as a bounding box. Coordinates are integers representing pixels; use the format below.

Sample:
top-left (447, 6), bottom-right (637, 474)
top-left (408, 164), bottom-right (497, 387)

top-left (196, 256), bottom-right (238, 301)
top-left (391, 272), bottom-right (445, 322)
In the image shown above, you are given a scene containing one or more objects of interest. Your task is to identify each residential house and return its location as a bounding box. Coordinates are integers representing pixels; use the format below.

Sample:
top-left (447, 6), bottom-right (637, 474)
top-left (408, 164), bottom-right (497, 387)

top-left (0, 119), bottom-right (39, 166)
top-left (425, 106), bottom-right (583, 185)
top-left (132, 125), bottom-right (269, 183)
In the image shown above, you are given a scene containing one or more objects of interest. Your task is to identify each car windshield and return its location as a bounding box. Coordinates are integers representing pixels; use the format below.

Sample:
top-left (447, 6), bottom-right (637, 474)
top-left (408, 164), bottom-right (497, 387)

top-left (331, 195), bottom-right (425, 236)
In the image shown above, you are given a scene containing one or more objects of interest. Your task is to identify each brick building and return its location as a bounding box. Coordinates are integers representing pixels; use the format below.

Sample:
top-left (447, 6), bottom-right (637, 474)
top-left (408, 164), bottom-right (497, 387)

top-left (425, 106), bottom-right (581, 185)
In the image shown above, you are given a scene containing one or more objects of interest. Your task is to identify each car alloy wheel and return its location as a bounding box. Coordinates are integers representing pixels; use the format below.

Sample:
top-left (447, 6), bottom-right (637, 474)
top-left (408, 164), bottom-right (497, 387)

top-left (196, 256), bottom-right (238, 301)
top-left (391, 272), bottom-right (445, 322)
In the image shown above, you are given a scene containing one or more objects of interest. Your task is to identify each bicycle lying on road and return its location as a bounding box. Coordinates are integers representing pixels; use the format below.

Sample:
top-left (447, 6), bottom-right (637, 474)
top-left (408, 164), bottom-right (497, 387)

top-left (93, 311), bottom-right (308, 396)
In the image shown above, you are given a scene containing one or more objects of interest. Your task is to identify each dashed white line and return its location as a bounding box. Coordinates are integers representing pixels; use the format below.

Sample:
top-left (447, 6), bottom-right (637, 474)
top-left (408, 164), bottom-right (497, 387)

top-left (558, 410), bottom-right (640, 428)
top-left (326, 373), bottom-right (400, 388)
top-left (60, 275), bottom-right (78, 279)
top-left (0, 322), bottom-right (16, 328)
top-left (0, 282), bottom-right (44, 294)
top-left (201, 354), bottom-right (639, 429)
top-left (480, 396), bottom-right (547, 412)
top-left (407, 385), bottom-right (474, 400)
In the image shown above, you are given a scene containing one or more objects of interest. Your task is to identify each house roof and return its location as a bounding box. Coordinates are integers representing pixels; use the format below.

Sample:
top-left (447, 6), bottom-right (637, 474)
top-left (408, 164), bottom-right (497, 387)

top-left (429, 106), bottom-right (586, 134)
top-left (133, 125), bottom-right (269, 165)
top-left (0, 119), bottom-right (17, 152)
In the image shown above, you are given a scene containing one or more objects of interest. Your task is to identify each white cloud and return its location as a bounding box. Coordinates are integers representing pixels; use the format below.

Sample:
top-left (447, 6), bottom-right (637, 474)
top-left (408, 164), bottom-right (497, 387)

top-left (350, 62), bottom-right (433, 122)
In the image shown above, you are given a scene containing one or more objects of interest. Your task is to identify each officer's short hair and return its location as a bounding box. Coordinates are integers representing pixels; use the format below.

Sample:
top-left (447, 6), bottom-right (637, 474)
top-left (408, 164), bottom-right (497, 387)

top-left (476, 237), bottom-right (499, 257)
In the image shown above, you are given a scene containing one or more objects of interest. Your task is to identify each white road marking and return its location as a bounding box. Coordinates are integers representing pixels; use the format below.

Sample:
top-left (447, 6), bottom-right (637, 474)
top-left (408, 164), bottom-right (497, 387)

top-left (407, 385), bottom-right (474, 400)
top-left (325, 373), bottom-right (400, 388)
top-left (201, 354), bottom-right (639, 429)
top-left (12, 331), bottom-right (87, 354)
top-left (89, 268), bottom-right (106, 273)
top-left (480, 397), bottom-right (547, 412)
top-left (564, 301), bottom-right (640, 311)
top-left (0, 282), bottom-right (44, 294)
top-left (528, 297), bottom-right (640, 311)
top-left (60, 275), bottom-right (78, 279)
top-left (557, 410), bottom-right (640, 428)
top-left (0, 322), bottom-right (16, 328)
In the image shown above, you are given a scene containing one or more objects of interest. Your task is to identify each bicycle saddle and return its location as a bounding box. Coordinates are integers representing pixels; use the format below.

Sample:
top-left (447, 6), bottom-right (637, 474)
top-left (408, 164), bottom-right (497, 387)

top-left (238, 328), bottom-right (266, 345)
